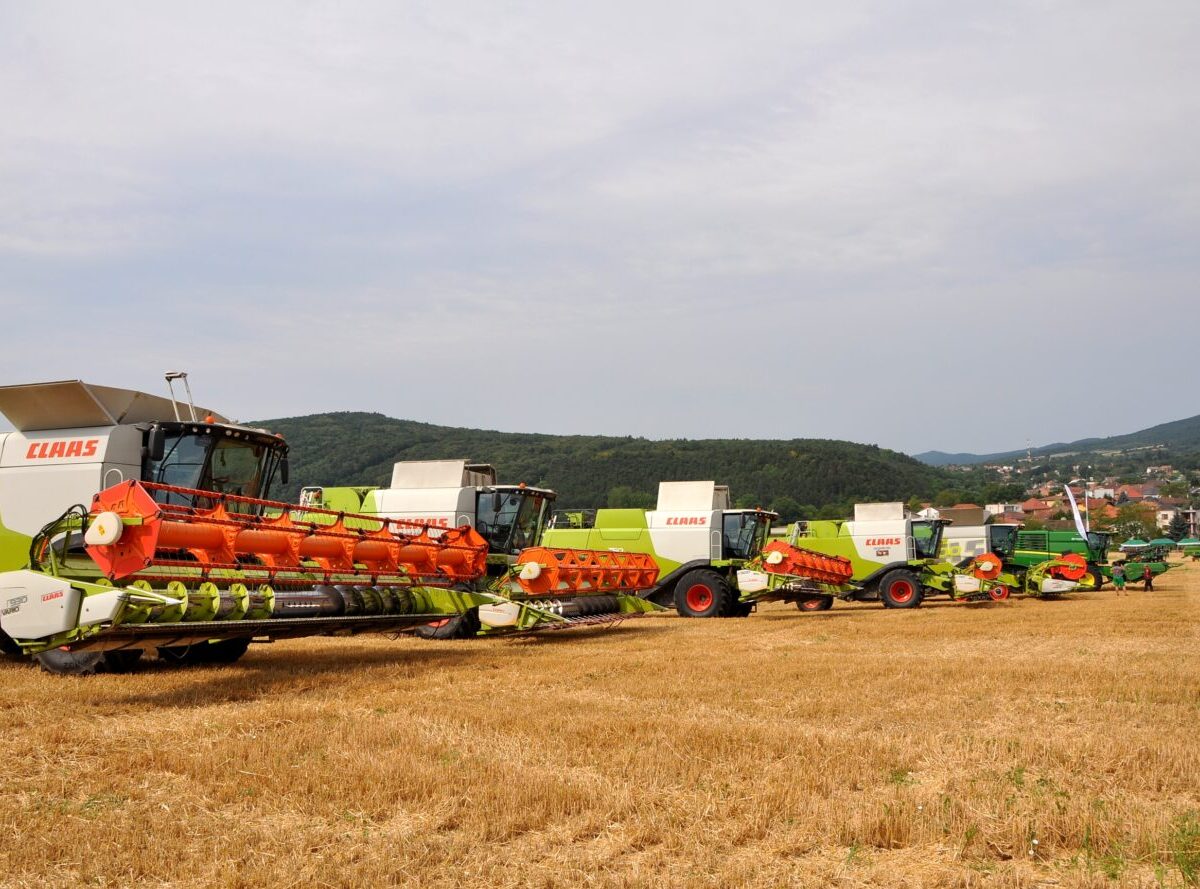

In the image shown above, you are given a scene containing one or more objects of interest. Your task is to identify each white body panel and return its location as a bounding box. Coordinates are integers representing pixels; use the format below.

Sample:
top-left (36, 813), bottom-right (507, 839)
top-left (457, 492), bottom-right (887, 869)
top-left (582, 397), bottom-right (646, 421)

top-left (478, 601), bottom-right (521, 628)
top-left (0, 571), bottom-right (79, 639)
top-left (646, 508), bottom-right (721, 563)
top-left (853, 502), bottom-right (906, 522)
top-left (953, 575), bottom-right (982, 594)
top-left (0, 426), bottom-right (142, 535)
top-left (369, 487), bottom-right (476, 533)
top-left (389, 459), bottom-right (496, 489)
top-left (736, 569), bottom-right (769, 593)
top-left (939, 525), bottom-right (990, 563)
top-left (656, 481), bottom-right (730, 511)
top-left (841, 518), bottom-right (912, 563)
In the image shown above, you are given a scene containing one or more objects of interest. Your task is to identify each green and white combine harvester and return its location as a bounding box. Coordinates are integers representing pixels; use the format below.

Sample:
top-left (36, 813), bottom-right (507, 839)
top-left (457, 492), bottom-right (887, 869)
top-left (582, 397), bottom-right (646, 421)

top-left (542, 481), bottom-right (779, 617)
top-left (299, 459), bottom-right (660, 638)
top-left (0, 380), bottom-right (657, 674)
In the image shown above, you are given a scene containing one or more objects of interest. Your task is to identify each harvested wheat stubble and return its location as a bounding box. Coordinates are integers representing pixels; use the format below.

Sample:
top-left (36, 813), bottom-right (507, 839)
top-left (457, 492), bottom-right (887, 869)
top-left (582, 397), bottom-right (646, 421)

top-left (1, 561), bottom-right (1198, 888)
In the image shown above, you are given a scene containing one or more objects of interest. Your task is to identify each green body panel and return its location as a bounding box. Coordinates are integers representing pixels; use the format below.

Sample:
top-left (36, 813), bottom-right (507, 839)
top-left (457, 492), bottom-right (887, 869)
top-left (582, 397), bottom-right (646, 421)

top-left (317, 486), bottom-right (375, 514)
top-left (1011, 530), bottom-right (1105, 565)
top-left (1010, 529), bottom-right (1169, 582)
top-left (542, 511), bottom-right (686, 577)
top-left (0, 515), bottom-right (30, 574)
top-left (786, 521), bottom-right (898, 583)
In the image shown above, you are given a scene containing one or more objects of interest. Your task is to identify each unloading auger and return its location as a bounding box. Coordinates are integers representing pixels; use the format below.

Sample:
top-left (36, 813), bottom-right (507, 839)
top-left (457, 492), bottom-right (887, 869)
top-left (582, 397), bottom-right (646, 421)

top-left (0, 479), bottom-right (567, 670)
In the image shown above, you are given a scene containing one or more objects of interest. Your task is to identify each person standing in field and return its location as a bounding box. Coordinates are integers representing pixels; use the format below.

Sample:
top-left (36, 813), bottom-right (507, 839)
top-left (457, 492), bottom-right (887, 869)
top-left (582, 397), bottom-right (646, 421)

top-left (1112, 562), bottom-right (1126, 595)
top-left (1142, 564), bottom-right (1154, 591)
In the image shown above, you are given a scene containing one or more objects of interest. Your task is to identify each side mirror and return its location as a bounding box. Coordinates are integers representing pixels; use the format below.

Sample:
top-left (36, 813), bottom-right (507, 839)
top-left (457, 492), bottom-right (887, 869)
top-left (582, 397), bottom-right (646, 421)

top-left (492, 492), bottom-right (501, 511)
top-left (147, 425), bottom-right (166, 462)
top-left (280, 457), bottom-right (290, 486)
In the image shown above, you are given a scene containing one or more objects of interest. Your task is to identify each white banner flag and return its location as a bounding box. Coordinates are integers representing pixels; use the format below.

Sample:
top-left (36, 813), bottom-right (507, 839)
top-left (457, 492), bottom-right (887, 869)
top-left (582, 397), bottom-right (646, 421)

top-left (1063, 483), bottom-right (1088, 539)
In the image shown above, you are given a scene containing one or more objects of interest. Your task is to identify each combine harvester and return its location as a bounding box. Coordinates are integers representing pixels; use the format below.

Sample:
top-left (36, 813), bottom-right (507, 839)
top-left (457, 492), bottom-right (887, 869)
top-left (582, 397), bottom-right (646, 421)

top-left (542, 481), bottom-right (779, 617)
top-left (0, 380), bottom-right (649, 673)
top-left (780, 503), bottom-right (1090, 608)
top-left (298, 460), bottom-right (660, 638)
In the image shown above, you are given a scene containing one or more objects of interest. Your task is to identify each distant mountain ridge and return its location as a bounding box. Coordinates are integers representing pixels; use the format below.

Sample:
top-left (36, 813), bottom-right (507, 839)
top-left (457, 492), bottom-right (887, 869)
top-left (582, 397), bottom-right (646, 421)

top-left (255, 411), bottom-right (947, 512)
top-left (914, 413), bottom-right (1200, 466)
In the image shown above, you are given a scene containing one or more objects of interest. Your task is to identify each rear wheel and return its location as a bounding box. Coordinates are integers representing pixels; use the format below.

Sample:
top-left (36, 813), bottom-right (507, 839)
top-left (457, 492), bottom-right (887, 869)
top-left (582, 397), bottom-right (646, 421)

top-left (796, 595), bottom-right (833, 612)
top-left (673, 569), bottom-right (734, 618)
top-left (36, 648), bottom-right (144, 675)
top-left (413, 608), bottom-right (482, 640)
top-left (879, 570), bottom-right (923, 609)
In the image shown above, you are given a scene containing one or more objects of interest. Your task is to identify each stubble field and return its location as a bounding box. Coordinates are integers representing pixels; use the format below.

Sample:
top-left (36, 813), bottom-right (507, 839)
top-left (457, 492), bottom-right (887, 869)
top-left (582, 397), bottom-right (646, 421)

top-left (1, 560), bottom-right (1198, 888)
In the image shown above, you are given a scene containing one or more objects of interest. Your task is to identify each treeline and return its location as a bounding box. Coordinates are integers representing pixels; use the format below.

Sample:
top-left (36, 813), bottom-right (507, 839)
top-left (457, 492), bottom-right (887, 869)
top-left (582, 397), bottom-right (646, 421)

top-left (257, 412), bottom-right (951, 520)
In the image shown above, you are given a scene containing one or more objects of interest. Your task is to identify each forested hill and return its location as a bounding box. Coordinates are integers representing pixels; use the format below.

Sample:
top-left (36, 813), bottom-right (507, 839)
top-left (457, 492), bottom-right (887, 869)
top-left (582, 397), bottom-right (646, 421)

top-left (256, 412), bottom-right (948, 518)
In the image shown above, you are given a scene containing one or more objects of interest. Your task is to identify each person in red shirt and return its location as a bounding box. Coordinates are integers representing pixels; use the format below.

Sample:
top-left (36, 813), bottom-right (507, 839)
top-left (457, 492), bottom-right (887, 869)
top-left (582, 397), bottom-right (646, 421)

top-left (1142, 564), bottom-right (1155, 592)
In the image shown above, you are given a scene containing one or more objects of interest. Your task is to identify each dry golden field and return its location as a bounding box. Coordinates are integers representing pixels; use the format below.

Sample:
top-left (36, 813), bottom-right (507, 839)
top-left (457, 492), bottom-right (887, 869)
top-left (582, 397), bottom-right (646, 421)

top-left (2, 560), bottom-right (1198, 888)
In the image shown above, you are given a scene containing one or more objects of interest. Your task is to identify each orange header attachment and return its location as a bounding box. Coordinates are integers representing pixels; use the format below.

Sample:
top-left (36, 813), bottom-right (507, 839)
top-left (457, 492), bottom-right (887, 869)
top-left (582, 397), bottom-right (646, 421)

top-left (86, 480), bottom-right (488, 585)
top-left (972, 552), bottom-right (1004, 581)
top-left (513, 547), bottom-right (659, 596)
top-left (760, 540), bottom-right (854, 585)
top-left (1049, 552), bottom-right (1088, 581)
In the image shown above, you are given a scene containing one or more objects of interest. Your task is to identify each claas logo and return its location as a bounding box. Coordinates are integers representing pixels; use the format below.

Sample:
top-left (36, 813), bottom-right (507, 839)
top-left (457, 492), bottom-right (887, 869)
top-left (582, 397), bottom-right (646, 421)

top-left (25, 439), bottom-right (100, 460)
top-left (665, 516), bottom-right (708, 526)
top-left (393, 517), bottom-right (451, 530)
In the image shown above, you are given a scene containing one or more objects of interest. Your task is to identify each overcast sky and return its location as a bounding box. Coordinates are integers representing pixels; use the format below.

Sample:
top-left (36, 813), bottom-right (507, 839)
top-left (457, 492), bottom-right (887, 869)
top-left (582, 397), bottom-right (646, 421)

top-left (1, 1), bottom-right (1196, 454)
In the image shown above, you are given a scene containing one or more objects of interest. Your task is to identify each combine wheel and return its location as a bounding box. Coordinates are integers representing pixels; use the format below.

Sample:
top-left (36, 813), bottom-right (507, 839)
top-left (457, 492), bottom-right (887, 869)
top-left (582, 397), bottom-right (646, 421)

top-left (36, 648), bottom-right (144, 675)
top-left (413, 608), bottom-right (482, 640)
top-left (201, 638), bottom-right (253, 664)
top-left (879, 570), bottom-right (923, 609)
top-left (987, 584), bottom-right (1010, 601)
top-left (673, 569), bottom-right (734, 618)
top-left (796, 595), bottom-right (833, 612)
top-left (159, 638), bottom-right (253, 665)
top-left (157, 645), bottom-right (206, 666)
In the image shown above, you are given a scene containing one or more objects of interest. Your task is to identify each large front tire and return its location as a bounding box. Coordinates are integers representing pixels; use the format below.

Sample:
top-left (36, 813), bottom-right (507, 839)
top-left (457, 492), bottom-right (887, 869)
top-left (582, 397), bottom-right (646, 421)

top-left (35, 648), bottom-right (144, 675)
top-left (879, 570), bottom-right (923, 609)
top-left (673, 569), bottom-right (734, 618)
top-left (413, 608), bottom-right (482, 640)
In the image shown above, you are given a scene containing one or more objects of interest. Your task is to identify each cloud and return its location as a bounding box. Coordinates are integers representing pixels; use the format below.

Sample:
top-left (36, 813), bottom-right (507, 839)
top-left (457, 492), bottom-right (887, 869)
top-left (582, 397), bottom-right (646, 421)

top-left (0, 1), bottom-right (1196, 452)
